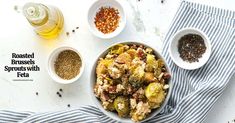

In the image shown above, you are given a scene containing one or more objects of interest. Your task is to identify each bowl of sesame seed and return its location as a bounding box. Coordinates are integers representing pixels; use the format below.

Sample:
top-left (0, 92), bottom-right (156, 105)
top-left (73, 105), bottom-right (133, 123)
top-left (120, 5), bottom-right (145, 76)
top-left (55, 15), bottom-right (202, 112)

top-left (47, 46), bottom-right (85, 84)
top-left (87, 0), bottom-right (126, 39)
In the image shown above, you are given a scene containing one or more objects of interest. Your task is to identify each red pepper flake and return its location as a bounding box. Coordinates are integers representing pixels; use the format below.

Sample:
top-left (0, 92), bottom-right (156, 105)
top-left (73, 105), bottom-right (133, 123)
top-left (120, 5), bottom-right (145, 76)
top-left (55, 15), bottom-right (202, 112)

top-left (94, 7), bottom-right (120, 34)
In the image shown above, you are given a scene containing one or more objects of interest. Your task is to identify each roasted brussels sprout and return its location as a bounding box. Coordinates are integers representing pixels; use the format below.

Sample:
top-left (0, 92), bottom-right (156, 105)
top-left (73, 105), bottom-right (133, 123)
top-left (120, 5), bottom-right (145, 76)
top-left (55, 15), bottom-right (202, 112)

top-left (157, 59), bottom-right (165, 68)
top-left (129, 66), bottom-right (145, 87)
top-left (114, 96), bottom-right (130, 117)
top-left (154, 68), bottom-right (162, 78)
top-left (126, 49), bottom-right (137, 59)
top-left (115, 53), bottom-right (132, 64)
top-left (145, 83), bottom-right (165, 104)
top-left (96, 59), bottom-right (113, 76)
top-left (145, 54), bottom-right (158, 72)
top-left (148, 101), bottom-right (160, 109)
top-left (110, 44), bottom-right (125, 55)
top-left (106, 102), bottom-right (115, 111)
top-left (144, 72), bottom-right (156, 83)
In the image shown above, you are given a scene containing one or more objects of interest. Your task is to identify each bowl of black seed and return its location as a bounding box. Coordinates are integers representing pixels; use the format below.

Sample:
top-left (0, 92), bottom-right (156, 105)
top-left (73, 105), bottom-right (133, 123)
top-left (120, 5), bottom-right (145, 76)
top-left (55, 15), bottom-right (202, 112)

top-left (169, 28), bottom-right (211, 70)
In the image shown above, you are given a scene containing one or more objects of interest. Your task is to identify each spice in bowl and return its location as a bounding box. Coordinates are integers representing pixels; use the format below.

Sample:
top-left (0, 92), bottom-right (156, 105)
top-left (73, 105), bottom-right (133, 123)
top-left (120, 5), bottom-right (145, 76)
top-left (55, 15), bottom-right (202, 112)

top-left (54, 50), bottom-right (82, 80)
top-left (178, 34), bottom-right (206, 63)
top-left (94, 7), bottom-right (120, 34)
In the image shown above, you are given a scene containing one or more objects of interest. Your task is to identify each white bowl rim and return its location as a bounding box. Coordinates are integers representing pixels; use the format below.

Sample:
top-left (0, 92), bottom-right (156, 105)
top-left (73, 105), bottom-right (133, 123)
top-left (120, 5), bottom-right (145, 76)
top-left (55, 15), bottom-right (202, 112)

top-left (47, 46), bottom-right (85, 84)
top-left (90, 41), bottom-right (173, 123)
top-left (87, 0), bottom-right (126, 39)
top-left (168, 27), bottom-right (212, 70)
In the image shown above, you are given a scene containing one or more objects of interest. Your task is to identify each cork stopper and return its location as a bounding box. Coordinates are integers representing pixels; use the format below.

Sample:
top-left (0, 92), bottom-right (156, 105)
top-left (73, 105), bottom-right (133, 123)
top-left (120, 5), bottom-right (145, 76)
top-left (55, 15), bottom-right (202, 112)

top-left (23, 2), bottom-right (48, 26)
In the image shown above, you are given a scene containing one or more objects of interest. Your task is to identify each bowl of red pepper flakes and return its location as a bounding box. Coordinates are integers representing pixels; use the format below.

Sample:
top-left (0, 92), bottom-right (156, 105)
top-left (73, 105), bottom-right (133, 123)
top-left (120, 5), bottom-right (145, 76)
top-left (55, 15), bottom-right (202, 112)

top-left (87, 0), bottom-right (126, 39)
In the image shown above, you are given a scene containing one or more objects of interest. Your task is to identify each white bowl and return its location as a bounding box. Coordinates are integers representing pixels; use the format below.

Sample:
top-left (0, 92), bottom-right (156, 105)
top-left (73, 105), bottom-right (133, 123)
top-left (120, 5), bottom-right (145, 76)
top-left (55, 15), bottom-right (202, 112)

top-left (169, 28), bottom-right (212, 70)
top-left (87, 0), bottom-right (126, 39)
top-left (47, 46), bottom-right (84, 84)
top-left (90, 41), bottom-right (172, 123)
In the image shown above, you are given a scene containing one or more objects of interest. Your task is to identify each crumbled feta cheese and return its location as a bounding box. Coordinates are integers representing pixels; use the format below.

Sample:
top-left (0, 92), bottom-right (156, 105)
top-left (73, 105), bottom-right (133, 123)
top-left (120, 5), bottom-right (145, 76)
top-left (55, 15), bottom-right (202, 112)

top-left (103, 84), bottom-right (109, 91)
top-left (102, 101), bottom-right (109, 109)
top-left (130, 98), bottom-right (137, 109)
top-left (109, 67), bottom-right (121, 79)
top-left (136, 101), bottom-right (151, 115)
top-left (116, 84), bottom-right (124, 92)
top-left (97, 85), bottom-right (103, 96)
top-left (117, 103), bottom-right (124, 110)
top-left (97, 77), bottom-right (103, 85)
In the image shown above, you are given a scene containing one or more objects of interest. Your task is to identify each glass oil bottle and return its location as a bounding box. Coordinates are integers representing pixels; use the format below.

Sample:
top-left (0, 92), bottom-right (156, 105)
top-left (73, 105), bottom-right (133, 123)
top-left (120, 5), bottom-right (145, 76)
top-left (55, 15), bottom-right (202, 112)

top-left (23, 3), bottom-right (64, 39)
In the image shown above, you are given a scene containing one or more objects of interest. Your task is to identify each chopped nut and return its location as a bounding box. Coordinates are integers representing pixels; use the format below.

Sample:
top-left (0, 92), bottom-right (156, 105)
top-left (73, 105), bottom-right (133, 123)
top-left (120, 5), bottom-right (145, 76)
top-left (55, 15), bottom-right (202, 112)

top-left (163, 73), bottom-right (171, 79)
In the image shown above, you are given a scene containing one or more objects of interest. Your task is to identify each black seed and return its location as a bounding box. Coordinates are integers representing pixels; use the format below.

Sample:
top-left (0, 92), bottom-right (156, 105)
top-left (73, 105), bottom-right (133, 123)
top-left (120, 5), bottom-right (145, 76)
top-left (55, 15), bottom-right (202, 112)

top-left (76, 27), bottom-right (79, 29)
top-left (67, 104), bottom-right (70, 107)
top-left (56, 92), bottom-right (60, 95)
top-left (36, 92), bottom-right (38, 95)
top-left (59, 88), bottom-right (63, 92)
top-left (72, 30), bottom-right (75, 32)
top-left (178, 34), bottom-right (206, 63)
top-left (66, 32), bottom-right (69, 36)
top-left (59, 94), bottom-right (62, 97)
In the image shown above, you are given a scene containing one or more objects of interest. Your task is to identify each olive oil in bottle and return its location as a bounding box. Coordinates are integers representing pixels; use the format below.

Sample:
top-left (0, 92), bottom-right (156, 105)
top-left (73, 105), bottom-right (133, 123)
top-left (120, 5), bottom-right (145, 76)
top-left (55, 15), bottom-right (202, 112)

top-left (23, 3), bottom-right (64, 39)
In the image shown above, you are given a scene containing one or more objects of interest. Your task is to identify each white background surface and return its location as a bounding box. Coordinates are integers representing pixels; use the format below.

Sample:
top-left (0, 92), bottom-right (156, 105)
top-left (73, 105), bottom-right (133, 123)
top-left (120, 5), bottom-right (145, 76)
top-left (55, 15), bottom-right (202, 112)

top-left (0, 0), bottom-right (234, 123)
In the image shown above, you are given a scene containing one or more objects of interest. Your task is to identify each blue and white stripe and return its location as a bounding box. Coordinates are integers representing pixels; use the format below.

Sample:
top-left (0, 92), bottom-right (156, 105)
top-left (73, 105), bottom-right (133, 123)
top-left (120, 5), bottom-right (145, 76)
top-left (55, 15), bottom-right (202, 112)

top-left (1, 1), bottom-right (235, 123)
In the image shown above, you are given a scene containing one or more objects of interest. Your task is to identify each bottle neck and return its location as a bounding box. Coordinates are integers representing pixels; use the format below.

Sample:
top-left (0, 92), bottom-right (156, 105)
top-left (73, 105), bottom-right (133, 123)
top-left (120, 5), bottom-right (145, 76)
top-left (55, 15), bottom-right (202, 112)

top-left (23, 3), bottom-right (49, 26)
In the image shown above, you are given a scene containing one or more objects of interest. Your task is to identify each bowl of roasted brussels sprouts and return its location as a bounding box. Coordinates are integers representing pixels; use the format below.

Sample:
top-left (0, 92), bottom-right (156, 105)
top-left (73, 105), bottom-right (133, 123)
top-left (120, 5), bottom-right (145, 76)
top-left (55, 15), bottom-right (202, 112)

top-left (90, 42), bottom-right (172, 122)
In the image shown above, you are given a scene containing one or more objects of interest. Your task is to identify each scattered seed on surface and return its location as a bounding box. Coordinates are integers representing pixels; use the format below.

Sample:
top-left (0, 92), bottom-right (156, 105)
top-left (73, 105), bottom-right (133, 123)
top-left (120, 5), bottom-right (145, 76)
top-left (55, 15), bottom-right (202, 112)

top-left (56, 92), bottom-right (60, 95)
top-left (76, 27), bottom-right (79, 29)
top-left (59, 88), bottom-right (63, 92)
top-left (67, 104), bottom-right (70, 107)
top-left (14, 5), bottom-right (18, 11)
top-left (161, 0), bottom-right (165, 4)
top-left (58, 94), bottom-right (62, 97)
top-left (36, 92), bottom-right (38, 95)
top-left (72, 30), bottom-right (75, 33)
top-left (66, 32), bottom-right (69, 36)
top-left (14, 5), bottom-right (20, 13)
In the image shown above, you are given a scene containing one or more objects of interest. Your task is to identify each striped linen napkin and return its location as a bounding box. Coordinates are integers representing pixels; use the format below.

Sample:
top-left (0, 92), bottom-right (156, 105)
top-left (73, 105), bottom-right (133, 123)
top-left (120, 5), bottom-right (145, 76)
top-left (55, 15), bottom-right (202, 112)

top-left (1, 1), bottom-right (235, 123)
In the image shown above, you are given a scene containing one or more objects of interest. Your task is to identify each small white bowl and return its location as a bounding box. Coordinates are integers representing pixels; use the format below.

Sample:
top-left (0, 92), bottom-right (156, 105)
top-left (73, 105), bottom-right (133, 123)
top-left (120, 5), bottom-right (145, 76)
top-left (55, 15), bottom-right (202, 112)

top-left (87, 0), bottom-right (126, 39)
top-left (169, 28), bottom-right (212, 70)
top-left (47, 46), bottom-right (84, 84)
